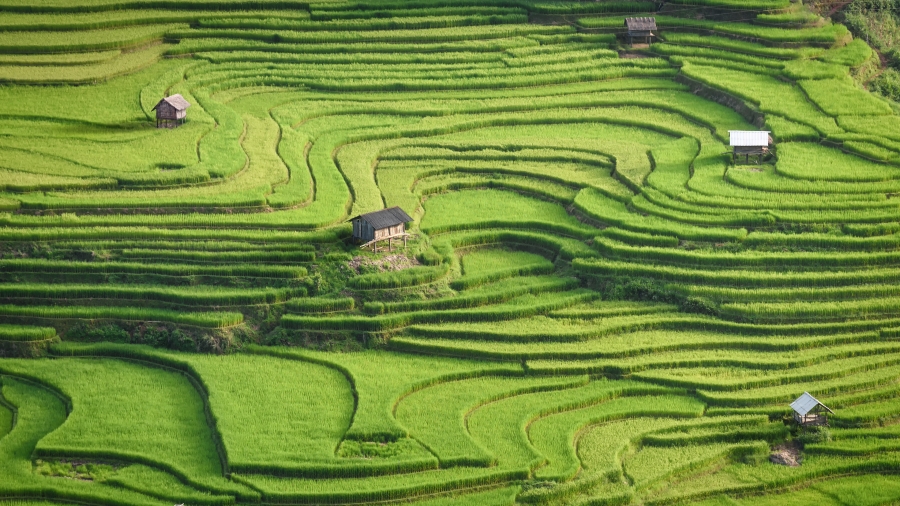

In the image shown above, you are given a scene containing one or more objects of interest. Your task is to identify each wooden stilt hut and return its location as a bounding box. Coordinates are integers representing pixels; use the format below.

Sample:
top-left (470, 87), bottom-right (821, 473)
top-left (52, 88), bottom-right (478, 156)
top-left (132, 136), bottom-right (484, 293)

top-left (625, 17), bottom-right (657, 46)
top-left (152, 94), bottom-right (190, 129)
top-left (349, 206), bottom-right (413, 252)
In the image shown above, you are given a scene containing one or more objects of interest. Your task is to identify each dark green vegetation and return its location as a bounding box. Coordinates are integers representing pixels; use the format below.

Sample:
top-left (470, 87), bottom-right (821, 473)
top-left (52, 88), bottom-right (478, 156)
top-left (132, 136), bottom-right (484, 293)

top-left (2, 0), bottom-right (900, 504)
top-left (839, 0), bottom-right (900, 103)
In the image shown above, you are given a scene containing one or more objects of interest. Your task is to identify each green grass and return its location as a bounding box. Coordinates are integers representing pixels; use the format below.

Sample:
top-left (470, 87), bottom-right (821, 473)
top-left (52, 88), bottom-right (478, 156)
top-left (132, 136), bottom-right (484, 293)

top-left (0, 304), bottom-right (242, 328)
top-left (0, 396), bottom-right (10, 441)
top-left (421, 189), bottom-right (598, 239)
top-left (799, 79), bottom-right (894, 116)
top-left (0, 358), bottom-right (250, 498)
top-left (102, 464), bottom-right (235, 506)
top-left (395, 374), bottom-right (583, 466)
top-left (0, 374), bottom-right (231, 505)
top-left (454, 248), bottom-right (554, 289)
top-left (150, 352), bottom-right (353, 478)
top-left (0, 4), bottom-right (899, 505)
top-left (243, 346), bottom-right (518, 443)
top-left (529, 395), bottom-right (705, 481)
top-left (0, 325), bottom-right (56, 342)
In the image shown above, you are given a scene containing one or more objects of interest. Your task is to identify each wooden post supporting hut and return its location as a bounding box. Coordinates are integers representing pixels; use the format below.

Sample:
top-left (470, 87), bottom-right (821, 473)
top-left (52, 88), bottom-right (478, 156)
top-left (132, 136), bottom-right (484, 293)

top-left (152, 94), bottom-right (191, 129)
top-left (790, 392), bottom-right (833, 427)
top-left (349, 206), bottom-right (413, 252)
top-left (624, 17), bottom-right (657, 46)
top-left (729, 130), bottom-right (773, 164)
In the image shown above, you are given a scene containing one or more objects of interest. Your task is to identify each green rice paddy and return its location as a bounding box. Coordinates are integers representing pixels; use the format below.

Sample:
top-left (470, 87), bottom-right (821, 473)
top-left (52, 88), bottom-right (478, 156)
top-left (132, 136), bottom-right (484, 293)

top-left (1, 0), bottom-right (900, 504)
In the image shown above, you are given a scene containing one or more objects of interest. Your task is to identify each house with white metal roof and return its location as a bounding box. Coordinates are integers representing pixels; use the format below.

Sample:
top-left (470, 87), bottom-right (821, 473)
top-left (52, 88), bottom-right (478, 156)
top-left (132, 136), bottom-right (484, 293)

top-left (729, 130), bottom-right (773, 163)
top-left (790, 392), bottom-right (833, 426)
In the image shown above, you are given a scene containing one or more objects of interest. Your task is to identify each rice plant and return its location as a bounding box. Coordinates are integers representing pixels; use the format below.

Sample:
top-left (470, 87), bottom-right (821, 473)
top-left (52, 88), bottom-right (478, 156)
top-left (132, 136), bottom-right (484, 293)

top-left (0, 3), bottom-right (899, 505)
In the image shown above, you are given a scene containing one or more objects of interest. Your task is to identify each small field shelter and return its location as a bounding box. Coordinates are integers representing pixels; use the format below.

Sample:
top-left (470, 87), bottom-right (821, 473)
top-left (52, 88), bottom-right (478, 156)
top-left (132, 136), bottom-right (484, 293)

top-left (350, 206), bottom-right (413, 251)
top-left (790, 392), bottom-right (833, 426)
top-left (624, 17), bottom-right (657, 45)
top-left (153, 94), bottom-right (191, 129)
top-left (729, 130), bottom-right (773, 163)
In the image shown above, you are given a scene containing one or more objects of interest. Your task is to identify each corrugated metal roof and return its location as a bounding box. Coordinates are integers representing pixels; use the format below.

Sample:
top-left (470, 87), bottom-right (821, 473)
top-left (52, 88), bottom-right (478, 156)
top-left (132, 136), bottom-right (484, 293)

top-left (152, 94), bottom-right (191, 111)
top-left (729, 130), bottom-right (771, 147)
top-left (353, 206), bottom-right (413, 230)
top-left (790, 392), bottom-right (833, 416)
top-left (625, 17), bottom-right (657, 32)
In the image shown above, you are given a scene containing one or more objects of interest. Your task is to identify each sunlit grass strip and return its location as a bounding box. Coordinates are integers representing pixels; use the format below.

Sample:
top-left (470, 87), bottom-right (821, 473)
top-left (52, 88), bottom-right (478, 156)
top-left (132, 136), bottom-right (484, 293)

top-left (592, 235), bottom-right (900, 269)
top-left (0, 377), bottom-right (174, 506)
top-left (721, 298), bottom-right (900, 323)
top-left (230, 457), bottom-right (440, 479)
top-left (674, 284), bottom-right (900, 304)
top-left (58, 240), bottom-right (316, 252)
top-left (646, 455), bottom-right (900, 505)
top-left (283, 290), bottom-right (596, 332)
top-left (348, 264), bottom-right (450, 290)
top-left (100, 464), bottom-right (236, 506)
top-left (635, 355), bottom-right (900, 395)
top-left (640, 417), bottom-right (785, 447)
top-left (0, 223), bottom-right (345, 242)
top-left (0, 24), bottom-right (186, 53)
top-left (598, 227), bottom-right (679, 248)
top-left (200, 49), bottom-right (503, 66)
top-left (119, 249), bottom-right (315, 263)
top-left (169, 37), bottom-right (541, 56)
top-left (0, 305), bottom-right (242, 328)
top-left (0, 44), bottom-right (169, 85)
top-left (658, 33), bottom-right (816, 59)
top-left (391, 330), bottom-right (881, 364)
top-left (745, 231), bottom-right (900, 251)
top-left (665, 0), bottom-right (790, 8)
top-left (0, 284), bottom-right (300, 307)
top-left (309, 6), bottom-right (525, 20)
top-left (443, 229), bottom-right (598, 260)
top-left (451, 260), bottom-right (555, 290)
top-left (0, 259), bottom-right (305, 279)
top-left (171, 24), bottom-right (571, 45)
top-left (286, 297), bottom-right (355, 314)
top-left (0, 324), bottom-right (56, 342)
top-left (385, 276), bottom-right (577, 313)
top-left (197, 13), bottom-right (530, 31)
top-left (573, 189), bottom-right (747, 243)
top-left (233, 467), bottom-right (529, 504)
top-left (211, 66), bottom-right (678, 93)
top-left (574, 257), bottom-right (900, 288)
top-left (405, 314), bottom-right (900, 344)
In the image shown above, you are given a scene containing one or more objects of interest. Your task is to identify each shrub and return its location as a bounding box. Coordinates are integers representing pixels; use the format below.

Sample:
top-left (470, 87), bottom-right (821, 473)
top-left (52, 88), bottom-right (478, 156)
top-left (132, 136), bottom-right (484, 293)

top-left (798, 427), bottom-right (832, 447)
top-left (65, 322), bottom-right (130, 343)
top-left (871, 68), bottom-right (900, 102)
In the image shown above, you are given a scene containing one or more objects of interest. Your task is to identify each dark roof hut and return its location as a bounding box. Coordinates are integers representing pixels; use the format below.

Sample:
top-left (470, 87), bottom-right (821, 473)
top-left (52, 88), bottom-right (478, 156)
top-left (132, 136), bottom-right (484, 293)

top-left (152, 94), bottom-right (190, 129)
top-left (729, 130), bottom-right (773, 163)
top-left (350, 206), bottom-right (413, 252)
top-left (790, 392), bottom-right (833, 427)
top-left (625, 17), bottom-right (657, 46)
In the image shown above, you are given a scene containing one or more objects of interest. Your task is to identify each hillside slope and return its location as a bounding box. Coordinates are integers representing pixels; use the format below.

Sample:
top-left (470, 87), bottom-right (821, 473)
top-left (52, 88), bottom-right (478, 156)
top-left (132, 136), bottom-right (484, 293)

top-left (2, 0), bottom-right (900, 505)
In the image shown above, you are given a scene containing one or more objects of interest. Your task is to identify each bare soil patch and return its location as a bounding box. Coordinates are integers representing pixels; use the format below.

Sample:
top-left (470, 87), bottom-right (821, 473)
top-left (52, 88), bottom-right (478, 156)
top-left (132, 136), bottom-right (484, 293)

top-left (770, 441), bottom-right (802, 467)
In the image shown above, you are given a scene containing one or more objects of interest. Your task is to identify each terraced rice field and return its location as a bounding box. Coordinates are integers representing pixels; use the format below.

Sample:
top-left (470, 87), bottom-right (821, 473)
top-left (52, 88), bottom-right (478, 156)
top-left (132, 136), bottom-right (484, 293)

top-left (1, 0), bottom-right (900, 504)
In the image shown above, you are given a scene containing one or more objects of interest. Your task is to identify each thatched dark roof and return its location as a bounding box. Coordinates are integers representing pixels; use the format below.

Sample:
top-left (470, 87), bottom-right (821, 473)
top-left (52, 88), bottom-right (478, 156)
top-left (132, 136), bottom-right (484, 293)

top-left (153, 94), bottom-right (191, 111)
top-left (352, 206), bottom-right (413, 230)
top-left (625, 17), bottom-right (657, 32)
